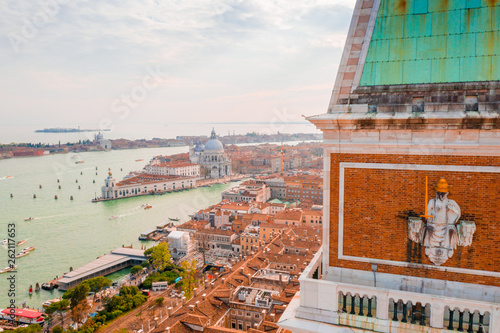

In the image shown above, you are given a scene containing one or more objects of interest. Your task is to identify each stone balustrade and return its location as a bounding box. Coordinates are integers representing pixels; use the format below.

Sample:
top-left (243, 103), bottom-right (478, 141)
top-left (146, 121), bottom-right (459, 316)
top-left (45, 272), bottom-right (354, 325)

top-left (295, 247), bottom-right (499, 333)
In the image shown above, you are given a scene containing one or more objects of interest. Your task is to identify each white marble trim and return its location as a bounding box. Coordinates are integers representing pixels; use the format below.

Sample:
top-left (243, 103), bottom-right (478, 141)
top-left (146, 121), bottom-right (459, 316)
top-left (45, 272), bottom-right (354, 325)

top-left (337, 162), bottom-right (500, 278)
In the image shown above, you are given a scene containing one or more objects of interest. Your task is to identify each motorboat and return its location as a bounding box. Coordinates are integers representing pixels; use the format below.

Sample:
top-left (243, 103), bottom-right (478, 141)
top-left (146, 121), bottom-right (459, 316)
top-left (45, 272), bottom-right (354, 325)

top-left (109, 215), bottom-right (122, 220)
top-left (15, 251), bottom-right (29, 258)
top-left (2, 239), bottom-right (7, 245)
top-left (0, 265), bottom-right (17, 274)
top-left (24, 217), bottom-right (34, 221)
top-left (141, 203), bottom-right (152, 209)
top-left (22, 246), bottom-right (35, 252)
top-left (42, 298), bottom-right (61, 308)
top-left (169, 217), bottom-right (180, 221)
top-left (16, 239), bottom-right (27, 246)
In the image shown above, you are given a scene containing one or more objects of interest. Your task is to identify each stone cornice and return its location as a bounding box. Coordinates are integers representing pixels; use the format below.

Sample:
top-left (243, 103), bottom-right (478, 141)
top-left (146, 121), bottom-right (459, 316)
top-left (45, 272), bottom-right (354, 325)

top-left (307, 111), bottom-right (500, 131)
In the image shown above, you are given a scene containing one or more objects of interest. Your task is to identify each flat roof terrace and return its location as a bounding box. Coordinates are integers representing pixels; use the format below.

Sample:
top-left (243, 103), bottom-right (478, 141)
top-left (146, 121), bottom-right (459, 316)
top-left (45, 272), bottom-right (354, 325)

top-left (58, 248), bottom-right (146, 291)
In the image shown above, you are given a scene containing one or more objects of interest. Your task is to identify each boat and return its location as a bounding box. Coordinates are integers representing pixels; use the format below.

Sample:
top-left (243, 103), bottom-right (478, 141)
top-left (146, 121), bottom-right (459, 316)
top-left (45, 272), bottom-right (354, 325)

top-left (16, 251), bottom-right (29, 258)
top-left (24, 217), bottom-right (34, 221)
top-left (2, 239), bottom-right (7, 245)
top-left (42, 298), bottom-right (61, 308)
top-left (0, 265), bottom-right (17, 274)
top-left (169, 217), bottom-right (180, 221)
top-left (75, 161), bottom-right (85, 164)
top-left (141, 203), bottom-right (152, 209)
top-left (16, 239), bottom-right (27, 246)
top-left (22, 246), bottom-right (35, 252)
top-left (109, 215), bottom-right (122, 220)
top-left (135, 159), bottom-right (144, 162)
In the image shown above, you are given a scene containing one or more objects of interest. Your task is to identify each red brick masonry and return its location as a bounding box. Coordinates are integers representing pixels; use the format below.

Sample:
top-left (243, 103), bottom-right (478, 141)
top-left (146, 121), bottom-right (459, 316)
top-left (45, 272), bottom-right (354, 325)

top-left (329, 153), bottom-right (500, 286)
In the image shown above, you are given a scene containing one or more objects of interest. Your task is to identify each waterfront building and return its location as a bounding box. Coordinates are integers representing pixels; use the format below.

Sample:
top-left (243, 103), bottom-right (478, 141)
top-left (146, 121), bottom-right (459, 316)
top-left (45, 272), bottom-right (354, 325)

top-left (100, 172), bottom-right (195, 200)
top-left (143, 161), bottom-right (200, 178)
top-left (189, 129), bottom-right (232, 179)
top-left (58, 248), bottom-right (146, 290)
top-left (279, 0), bottom-right (500, 332)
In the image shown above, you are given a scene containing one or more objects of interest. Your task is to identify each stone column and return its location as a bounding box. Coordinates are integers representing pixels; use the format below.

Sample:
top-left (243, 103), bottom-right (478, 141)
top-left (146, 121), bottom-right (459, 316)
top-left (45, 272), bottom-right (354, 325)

top-left (430, 300), bottom-right (444, 329)
top-left (376, 292), bottom-right (389, 320)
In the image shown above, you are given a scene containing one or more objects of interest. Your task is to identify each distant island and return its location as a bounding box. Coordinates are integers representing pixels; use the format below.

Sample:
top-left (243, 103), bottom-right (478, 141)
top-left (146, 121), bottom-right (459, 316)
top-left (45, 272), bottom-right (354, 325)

top-left (35, 128), bottom-right (111, 133)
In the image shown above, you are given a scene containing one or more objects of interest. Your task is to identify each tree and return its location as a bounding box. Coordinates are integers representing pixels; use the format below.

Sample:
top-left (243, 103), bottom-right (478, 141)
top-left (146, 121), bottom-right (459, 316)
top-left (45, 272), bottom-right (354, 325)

top-left (45, 299), bottom-right (70, 326)
top-left (10, 324), bottom-right (42, 333)
top-left (141, 261), bottom-right (150, 268)
top-left (180, 259), bottom-right (197, 300)
top-left (130, 265), bottom-right (143, 275)
top-left (155, 297), bottom-right (164, 307)
top-left (71, 299), bottom-right (90, 324)
top-left (150, 242), bottom-right (171, 271)
top-left (85, 276), bottom-right (112, 294)
top-left (52, 326), bottom-right (63, 333)
top-left (69, 283), bottom-right (90, 308)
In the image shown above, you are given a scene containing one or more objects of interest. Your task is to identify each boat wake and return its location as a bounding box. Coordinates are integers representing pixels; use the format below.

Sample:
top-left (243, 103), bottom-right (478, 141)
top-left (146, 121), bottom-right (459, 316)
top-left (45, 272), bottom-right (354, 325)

top-left (0, 176), bottom-right (14, 181)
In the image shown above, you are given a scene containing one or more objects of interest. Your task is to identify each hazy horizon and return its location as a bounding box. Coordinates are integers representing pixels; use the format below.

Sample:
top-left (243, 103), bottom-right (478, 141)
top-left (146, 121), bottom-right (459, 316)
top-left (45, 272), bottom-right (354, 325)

top-left (0, 0), bottom-right (354, 129)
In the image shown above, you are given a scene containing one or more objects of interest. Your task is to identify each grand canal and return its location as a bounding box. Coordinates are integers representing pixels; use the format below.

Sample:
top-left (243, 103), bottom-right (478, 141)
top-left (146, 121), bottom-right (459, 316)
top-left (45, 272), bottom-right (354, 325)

top-left (0, 146), bottom-right (239, 309)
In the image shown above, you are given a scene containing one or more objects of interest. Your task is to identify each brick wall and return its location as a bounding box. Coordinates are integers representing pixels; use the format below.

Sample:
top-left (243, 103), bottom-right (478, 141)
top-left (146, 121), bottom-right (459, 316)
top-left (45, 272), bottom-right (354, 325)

top-left (329, 153), bottom-right (500, 286)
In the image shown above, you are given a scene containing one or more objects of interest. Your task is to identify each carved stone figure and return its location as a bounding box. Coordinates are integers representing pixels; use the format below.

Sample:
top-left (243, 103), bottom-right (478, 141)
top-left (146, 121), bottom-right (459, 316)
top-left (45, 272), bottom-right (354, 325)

top-left (457, 220), bottom-right (476, 247)
top-left (408, 217), bottom-right (424, 243)
top-left (408, 178), bottom-right (476, 266)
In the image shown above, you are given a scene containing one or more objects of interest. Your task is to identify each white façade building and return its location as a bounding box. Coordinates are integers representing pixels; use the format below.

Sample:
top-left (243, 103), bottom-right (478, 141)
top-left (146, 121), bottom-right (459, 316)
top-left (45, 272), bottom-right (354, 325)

top-left (100, 172), bottom-right (195, 200)
top-left (143, 161), bottom-right (200, 178)
top-left (189, 129), bottom-right (232, 179)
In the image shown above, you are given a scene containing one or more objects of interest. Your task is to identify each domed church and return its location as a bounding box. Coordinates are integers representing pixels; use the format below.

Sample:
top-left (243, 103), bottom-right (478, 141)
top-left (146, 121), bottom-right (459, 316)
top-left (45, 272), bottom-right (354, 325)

top-left (189, 129), bottom-right (232, 179)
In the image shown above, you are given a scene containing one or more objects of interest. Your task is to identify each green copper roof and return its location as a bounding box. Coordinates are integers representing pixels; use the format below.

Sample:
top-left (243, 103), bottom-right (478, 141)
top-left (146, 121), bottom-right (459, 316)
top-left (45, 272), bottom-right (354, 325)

top-left (359, 0), bottom-right (500, 86)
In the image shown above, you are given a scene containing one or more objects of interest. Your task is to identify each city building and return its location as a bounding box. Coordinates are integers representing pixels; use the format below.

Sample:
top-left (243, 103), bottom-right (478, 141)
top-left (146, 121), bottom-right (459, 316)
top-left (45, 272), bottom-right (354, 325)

top-left (227, 286), bottom-right (278, 331)
top-left (99, 172), bottom-right (196, 200)
top-left (189, 129), bottom-right (232, 179)
top-left (221, 180), bottom-right (271, 203)
top-left (143, 161), bottom-right (200, 178)
top-left (274, 209), bottom-right (303, 227)
top-left (279, 1), bottom-right (500, 332)
top-left (192, 229), bottom-right (237, 252)
top-left (265, 178), bottom-right (287, 200)
top-left (166, 231), bottom-right (195, 260)
top-left (284, 174), bottom-right (323, 204)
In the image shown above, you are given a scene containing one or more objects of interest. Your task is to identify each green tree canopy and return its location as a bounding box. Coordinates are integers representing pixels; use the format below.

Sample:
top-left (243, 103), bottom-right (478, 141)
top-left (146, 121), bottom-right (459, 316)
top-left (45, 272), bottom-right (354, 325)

top-left (45, 299), bottom-right (70, 315)
top-left (150, 242), bottom-right (171, 270)
top-left (68, 284), bottom-right (90, 308)
top-left (130, 265), bottom-right (143, 275)
top-left (10, 324), bottom-right (43, 333)
top-left (180, 259), bottom-right (197, 300)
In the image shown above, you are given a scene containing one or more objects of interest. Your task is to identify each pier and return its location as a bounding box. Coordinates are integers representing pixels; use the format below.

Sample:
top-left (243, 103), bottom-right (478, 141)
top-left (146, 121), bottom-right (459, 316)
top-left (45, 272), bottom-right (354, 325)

top-left (57, 248), bottom-right (147, 291)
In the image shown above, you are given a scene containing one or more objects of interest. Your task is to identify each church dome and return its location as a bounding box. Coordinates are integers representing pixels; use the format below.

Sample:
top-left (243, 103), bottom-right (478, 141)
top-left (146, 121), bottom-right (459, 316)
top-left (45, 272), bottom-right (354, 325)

top-left (204, 129), bottom-right (224, 152)
top-left (194, 143), bottom-right (205, 152)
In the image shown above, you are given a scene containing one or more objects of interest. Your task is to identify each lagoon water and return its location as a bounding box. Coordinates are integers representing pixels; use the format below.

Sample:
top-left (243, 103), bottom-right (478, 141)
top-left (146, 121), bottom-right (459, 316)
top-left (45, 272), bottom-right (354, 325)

top-left (0, 145), bottom-right (240, 310)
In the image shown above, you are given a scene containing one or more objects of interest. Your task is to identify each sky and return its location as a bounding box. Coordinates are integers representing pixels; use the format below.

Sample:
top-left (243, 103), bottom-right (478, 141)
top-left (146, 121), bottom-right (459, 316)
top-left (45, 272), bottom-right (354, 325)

top-left (0, 0), bottom-right (354, 130)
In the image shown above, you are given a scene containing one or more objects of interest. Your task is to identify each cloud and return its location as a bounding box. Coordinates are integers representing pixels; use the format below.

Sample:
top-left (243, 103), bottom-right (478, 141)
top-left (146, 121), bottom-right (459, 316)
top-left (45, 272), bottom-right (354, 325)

top-left (0, 0), bottom-right (353, 131)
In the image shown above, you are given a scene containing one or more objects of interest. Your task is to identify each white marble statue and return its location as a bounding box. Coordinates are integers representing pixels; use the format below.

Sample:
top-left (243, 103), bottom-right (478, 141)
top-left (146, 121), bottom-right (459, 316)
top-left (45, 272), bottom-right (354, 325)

top-left (422, 179), bottom-right (461, 265)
